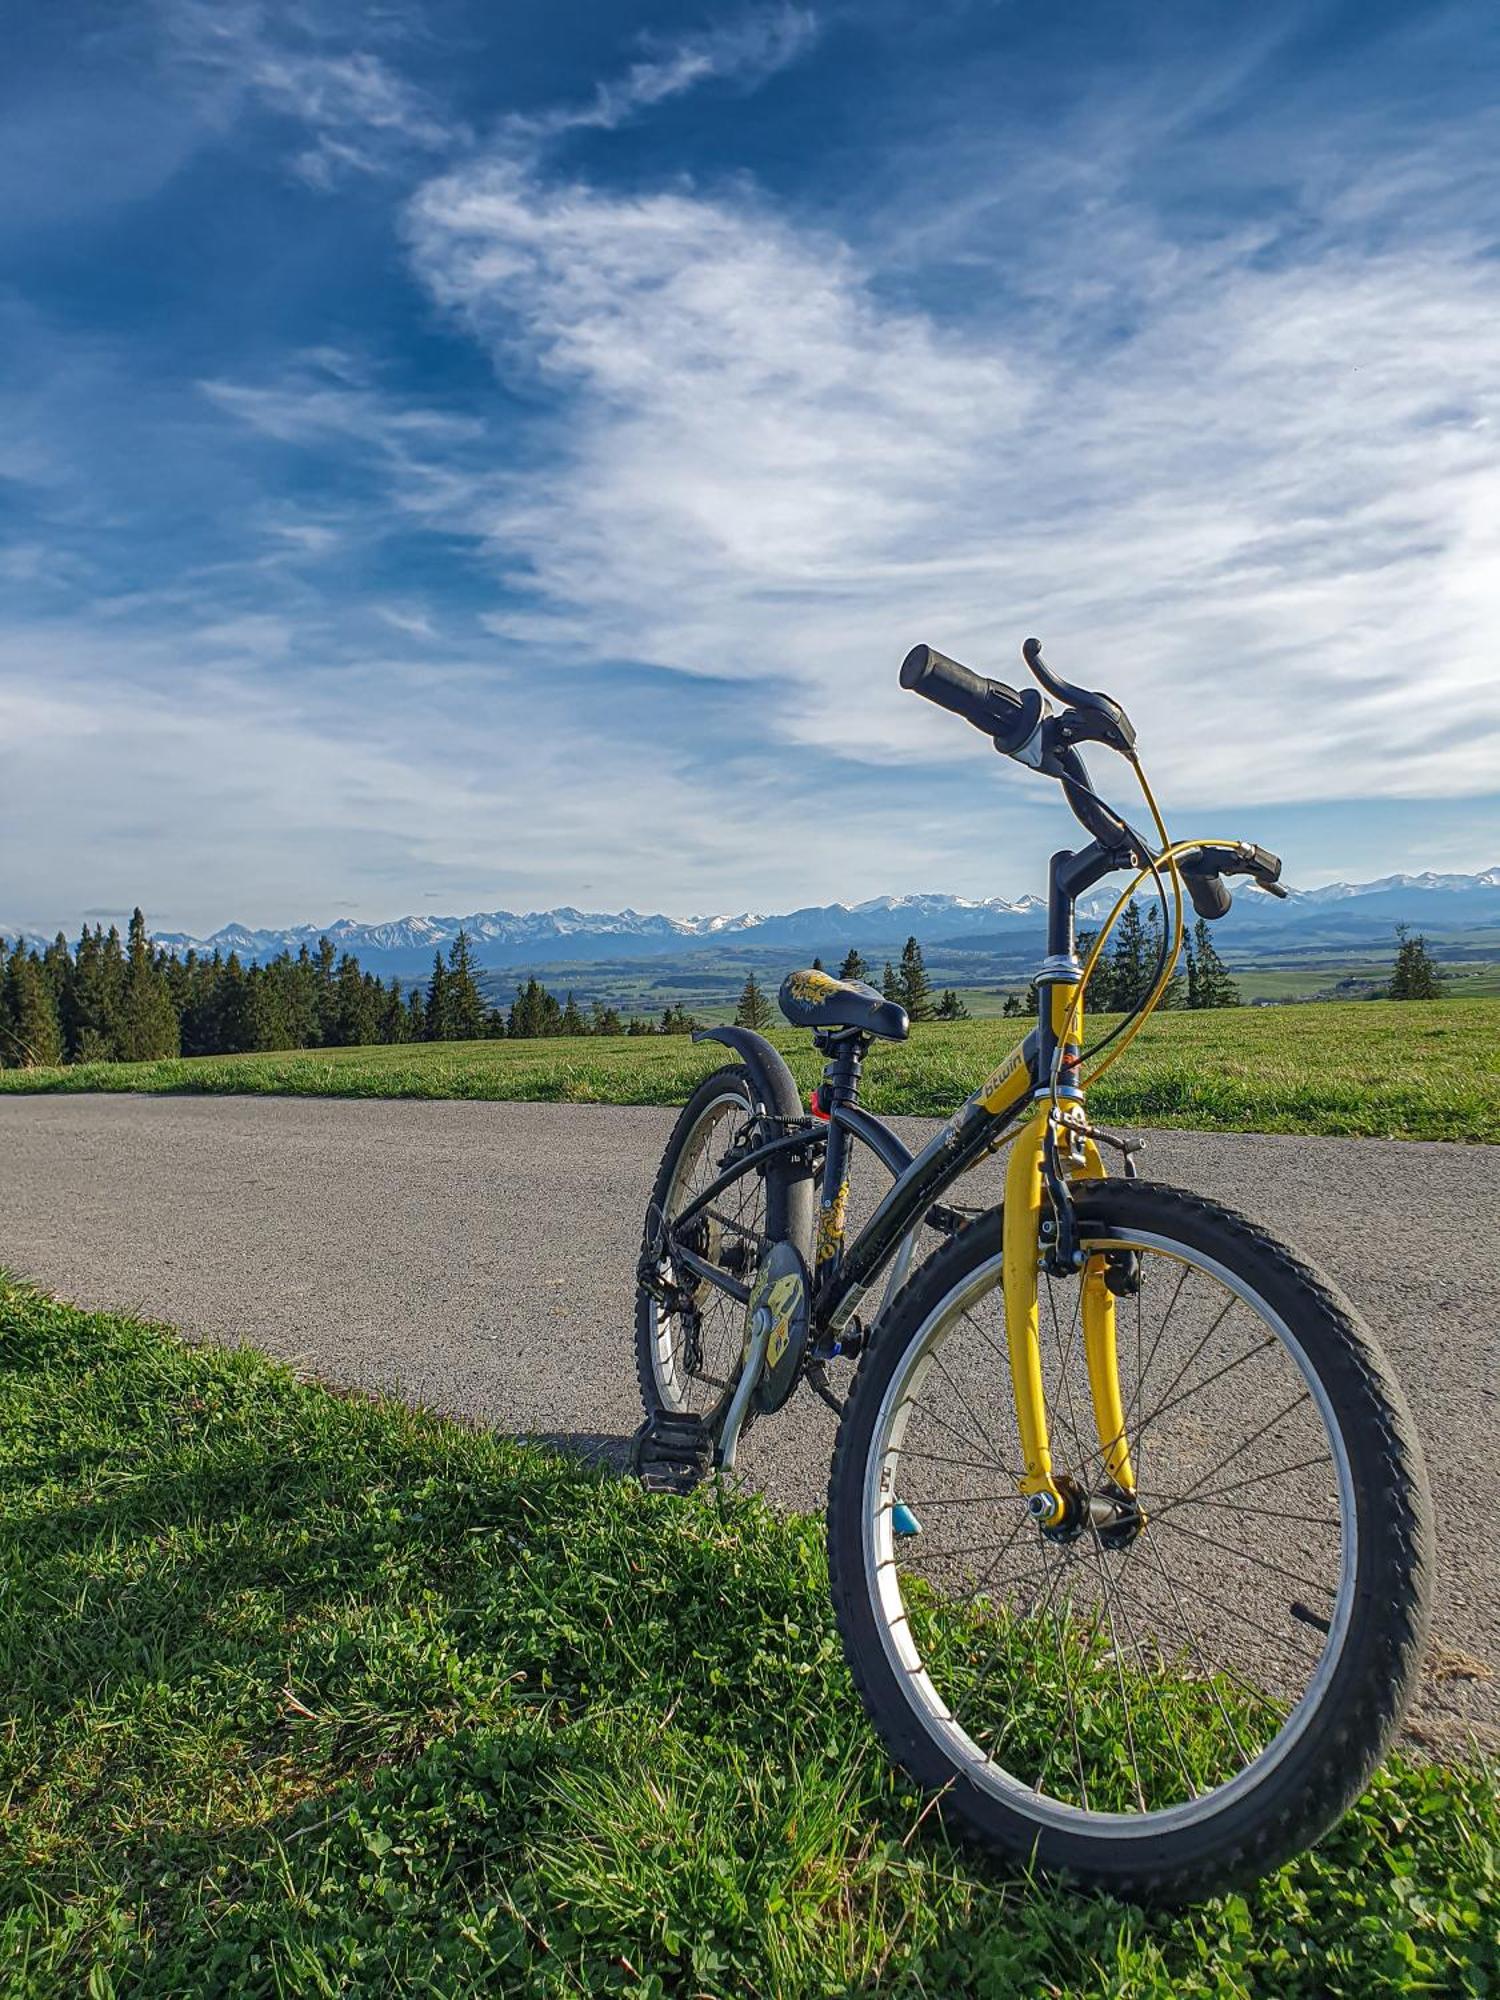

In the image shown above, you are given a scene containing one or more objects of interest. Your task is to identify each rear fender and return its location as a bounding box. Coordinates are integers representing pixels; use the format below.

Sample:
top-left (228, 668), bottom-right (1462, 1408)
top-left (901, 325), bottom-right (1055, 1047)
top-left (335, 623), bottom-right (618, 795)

top-left (693, 1026), bottom-right (815, 1259)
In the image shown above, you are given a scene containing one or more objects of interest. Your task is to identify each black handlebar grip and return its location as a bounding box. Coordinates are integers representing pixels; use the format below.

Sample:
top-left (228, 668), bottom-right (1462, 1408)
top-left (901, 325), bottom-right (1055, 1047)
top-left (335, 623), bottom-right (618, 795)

top-left (1184, 871), bottom-right (1234, 921)
top-left (900, 644), bottom-right (1027, 738)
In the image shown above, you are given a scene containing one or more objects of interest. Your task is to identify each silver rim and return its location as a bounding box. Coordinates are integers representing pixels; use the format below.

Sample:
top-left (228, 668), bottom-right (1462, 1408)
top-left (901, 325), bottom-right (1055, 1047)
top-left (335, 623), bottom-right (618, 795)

top-left (860, 1229), bottom-right (1357, 1836)
top-left (648, 1087), bottom-right (762, 1417)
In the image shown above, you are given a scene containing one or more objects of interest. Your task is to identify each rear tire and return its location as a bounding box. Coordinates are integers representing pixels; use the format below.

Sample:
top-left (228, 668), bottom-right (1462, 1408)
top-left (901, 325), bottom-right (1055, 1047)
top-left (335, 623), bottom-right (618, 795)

top-left (827, 1179), bottom-right (1433, 1902)
top-left (635, 1065), bottom-right (809, 1429)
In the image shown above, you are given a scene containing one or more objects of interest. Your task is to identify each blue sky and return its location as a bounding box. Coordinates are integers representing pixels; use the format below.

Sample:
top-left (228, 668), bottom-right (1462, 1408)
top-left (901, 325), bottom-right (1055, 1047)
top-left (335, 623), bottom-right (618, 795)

top-left (4, 0), bottom-right (1499, 933)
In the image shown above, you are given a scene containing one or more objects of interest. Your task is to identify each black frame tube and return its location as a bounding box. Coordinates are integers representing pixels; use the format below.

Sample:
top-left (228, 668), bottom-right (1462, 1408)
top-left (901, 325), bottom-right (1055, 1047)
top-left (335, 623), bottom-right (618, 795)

top-left (660, 838), bottom-right (1135, 1330)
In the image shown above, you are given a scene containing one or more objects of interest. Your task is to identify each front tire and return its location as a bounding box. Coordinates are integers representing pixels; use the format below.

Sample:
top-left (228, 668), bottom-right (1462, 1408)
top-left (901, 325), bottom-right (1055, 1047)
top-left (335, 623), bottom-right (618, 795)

top-left (826, 1179), bottom-right (1433, 1902)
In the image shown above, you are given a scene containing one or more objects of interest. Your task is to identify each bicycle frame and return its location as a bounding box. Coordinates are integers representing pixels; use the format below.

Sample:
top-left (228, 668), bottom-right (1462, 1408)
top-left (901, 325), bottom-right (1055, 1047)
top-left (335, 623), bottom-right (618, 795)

top-left (669, 833), bottom-right (1139, 1521)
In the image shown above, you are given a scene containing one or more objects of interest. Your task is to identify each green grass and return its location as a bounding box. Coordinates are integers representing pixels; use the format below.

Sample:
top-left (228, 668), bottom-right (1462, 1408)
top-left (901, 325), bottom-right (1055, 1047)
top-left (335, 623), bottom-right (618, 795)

top-left (1, 1280), bottom-right (1495, 1997)
top-left (4, 997), bottom-right (1499, 1141)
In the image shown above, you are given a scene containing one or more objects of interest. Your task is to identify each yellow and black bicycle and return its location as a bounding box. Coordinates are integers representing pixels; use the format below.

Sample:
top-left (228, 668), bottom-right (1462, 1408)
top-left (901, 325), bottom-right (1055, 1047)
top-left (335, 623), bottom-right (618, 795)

top-left (631, 638), bottom-right (1432, 1901)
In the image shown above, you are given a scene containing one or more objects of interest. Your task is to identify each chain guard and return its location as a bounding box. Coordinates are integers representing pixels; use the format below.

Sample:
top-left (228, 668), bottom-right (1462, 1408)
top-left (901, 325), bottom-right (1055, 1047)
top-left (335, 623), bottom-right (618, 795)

top-left (745, 1239), bottom-right (811, 1415)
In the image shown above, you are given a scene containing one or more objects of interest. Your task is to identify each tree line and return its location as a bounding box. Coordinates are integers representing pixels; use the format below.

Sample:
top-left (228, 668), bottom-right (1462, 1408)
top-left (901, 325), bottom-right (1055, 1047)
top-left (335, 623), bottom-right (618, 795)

top-left (0, 913), bottom-right (700, 1070)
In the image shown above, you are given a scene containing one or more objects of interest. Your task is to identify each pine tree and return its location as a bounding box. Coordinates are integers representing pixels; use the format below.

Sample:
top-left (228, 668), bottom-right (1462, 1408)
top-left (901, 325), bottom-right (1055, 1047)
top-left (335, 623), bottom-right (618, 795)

top-left (811, 955), bottom-right (824, 971)
top-left (1077, 927), bottom-right (1118, 1012)
top-left (1108, 902), bottom-right (1154, 1012)
top-left (590, 1000), bottom-right (623, 1036)
top-left (560, 991), bottom-right (586, 1035)
top-left (1144, 907), bottom-right (1185, 1009)
top-left (313, 936), bottom-right (338, 1046)
top-left (1, 941), bottom-right (63, 1067)
top-left (839, 948), bottom-right (871, 983)
top-left (423, 951), bottom-right (449, 1041)
top-left (1002, 991), bottom-right (1026, 1018)
top-left (404, 988), bottom-right (426, 1042)
top-left (65, 926), bottom-right (114, 1061)
top-left (660, 1003), bottom-right (696, 1035)
top-left (1189, 918), bottom-right (1240, 1008)
top-left (735, 971), bottom-right (773, 1030)
top-left (98, 925), bottom-right (127, 1056)
top-left (881, 960), bottom-right (901, 1004)
top-left (898, 935), bottom-right (935, 1020)
top-left (935, 989), bottom-right (970, 1019)
top-left (379, 978), bottom-right (407, 1044)
top-left (1388, 925), bottom-right (1443, 1000)
top-left (117, 909), bottom-right (178, 1061)
top-left (331, 953), bottom-right (378, 1045)
top-left (440, 929), bottom-right (487, 1041)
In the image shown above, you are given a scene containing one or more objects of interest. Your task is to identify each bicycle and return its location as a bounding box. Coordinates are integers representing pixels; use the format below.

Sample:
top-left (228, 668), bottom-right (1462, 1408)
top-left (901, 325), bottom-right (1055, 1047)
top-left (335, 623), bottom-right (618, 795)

top-left (630, 637), bottom-right (1433, 1901)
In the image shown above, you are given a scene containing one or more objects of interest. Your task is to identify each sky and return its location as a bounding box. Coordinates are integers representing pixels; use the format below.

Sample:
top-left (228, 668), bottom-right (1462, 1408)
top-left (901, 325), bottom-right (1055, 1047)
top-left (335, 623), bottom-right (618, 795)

top-left (4, 0), bottom-right (1499, 934)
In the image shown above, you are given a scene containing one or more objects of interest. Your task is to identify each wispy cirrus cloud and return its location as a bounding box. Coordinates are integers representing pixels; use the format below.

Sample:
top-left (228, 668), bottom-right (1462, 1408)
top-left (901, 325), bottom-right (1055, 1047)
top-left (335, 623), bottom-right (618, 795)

top-left (502, 6), bottom-right (820, 147)
top-left (158, 0), bottom-right (462, 186)
top-left (402, 114), bottom-right (1500, 810)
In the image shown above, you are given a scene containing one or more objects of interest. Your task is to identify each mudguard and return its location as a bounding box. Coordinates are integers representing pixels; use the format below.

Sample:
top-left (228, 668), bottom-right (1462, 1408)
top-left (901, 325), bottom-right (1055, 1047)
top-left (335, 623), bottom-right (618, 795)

top-left (692, 1026), bottom-right (815, 1261)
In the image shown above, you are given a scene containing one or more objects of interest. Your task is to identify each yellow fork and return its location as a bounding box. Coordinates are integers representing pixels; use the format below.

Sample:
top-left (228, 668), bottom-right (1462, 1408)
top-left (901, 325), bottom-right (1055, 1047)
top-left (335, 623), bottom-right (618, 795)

top-left (1002, 1106), bottom-right (1135, 1524)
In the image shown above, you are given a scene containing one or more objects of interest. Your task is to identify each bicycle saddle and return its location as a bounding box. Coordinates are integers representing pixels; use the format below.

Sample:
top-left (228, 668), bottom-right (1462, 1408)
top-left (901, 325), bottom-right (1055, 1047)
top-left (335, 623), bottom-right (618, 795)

top-left (778, 968), bottom-right (909, 1042)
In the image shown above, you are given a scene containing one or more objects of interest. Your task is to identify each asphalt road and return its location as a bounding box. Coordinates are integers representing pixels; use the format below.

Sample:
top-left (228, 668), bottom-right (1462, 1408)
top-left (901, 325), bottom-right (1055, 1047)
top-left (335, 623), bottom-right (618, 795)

top-left (3, 1093), bottom-right (1496, 1743)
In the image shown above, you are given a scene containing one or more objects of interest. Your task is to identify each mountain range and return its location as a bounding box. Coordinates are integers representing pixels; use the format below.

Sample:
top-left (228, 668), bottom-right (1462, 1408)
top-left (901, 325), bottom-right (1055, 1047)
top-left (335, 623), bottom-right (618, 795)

top-left (11, 871), bottom-right (1499, 978)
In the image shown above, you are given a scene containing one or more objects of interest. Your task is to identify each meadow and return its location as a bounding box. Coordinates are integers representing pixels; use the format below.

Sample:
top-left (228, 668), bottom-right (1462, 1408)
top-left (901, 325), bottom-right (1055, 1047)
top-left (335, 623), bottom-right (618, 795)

top-left (1, 1278), bottom-right (1494, 1997)
top-left (3, 997), bottom-right (1498, 1142)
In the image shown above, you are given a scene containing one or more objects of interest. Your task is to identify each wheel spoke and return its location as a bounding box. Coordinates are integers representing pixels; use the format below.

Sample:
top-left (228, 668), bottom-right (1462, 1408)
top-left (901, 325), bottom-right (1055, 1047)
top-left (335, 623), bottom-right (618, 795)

top-left (863, 1209), bottom-right (1359, 1844)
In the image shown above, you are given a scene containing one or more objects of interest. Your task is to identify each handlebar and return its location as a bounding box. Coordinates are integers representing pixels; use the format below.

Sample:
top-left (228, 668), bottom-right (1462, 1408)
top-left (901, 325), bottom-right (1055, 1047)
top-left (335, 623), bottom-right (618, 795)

top-left (1178, 842), bottom-right (1287, 921)
top-left (900, 638), bottom-right (1286, 916)
top-left (899, 644), bottom-right (1042, 754)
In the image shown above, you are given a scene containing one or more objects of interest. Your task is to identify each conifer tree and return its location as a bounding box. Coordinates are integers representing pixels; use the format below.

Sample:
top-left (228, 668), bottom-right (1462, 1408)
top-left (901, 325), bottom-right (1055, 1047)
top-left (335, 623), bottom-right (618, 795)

top-left (898, 935), bottom-right (935, 1020)
top-left (332, 953), bottom-right (378, 1045)
top-left (98, 925), bottom-right (127, 1055)
top-left (560, 991), bottom-right (586, 1035)
top-left (1, 941), bottom-right (63, 1067)
top-left (404, 988), bottom-right (426, 1042)
top-left (1144, 907), bottom-right (1185, 1009)
top-left (65, 925), bottom-right (114, 1061)
top-left (379, 979), bottom-right (407, 1044)
top-left (881, 960), bottom-right (901, 1004)
top-left (590, 1000), bottom-right (623, 1036)
top-left (1002, 991), bottom-right (1026, 1018)
top-left (1107, 902), bottom-right (1154, 1012)
top-left (423, 951), bottom-right (449, 1041)
top-left (811, 955), bottom-right (824, 971)
top-left (1077, 928), bottom-right (1118, 1012)
top-left (440, 929), bottom-right (487, 1041)
top-left (1388, 925), bottom-right (1443, 1000)
top-left (935, 988), bottom-right (970, 1019)
top-left (313, 936), bottom-right (339, 1045)
top-left (1189, 918), bottom-right (1240, 1008)
top-left (839, 948), bottom-right (871, 983)
top-left (735, 971), bottom-right (773, 1030)
top-left (117, 909), bottom-right (179, 1061)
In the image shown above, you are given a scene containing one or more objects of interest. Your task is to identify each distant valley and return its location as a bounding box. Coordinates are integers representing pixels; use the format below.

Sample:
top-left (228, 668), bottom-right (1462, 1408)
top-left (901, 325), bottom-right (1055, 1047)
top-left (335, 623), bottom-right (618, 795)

top-left (11, 871), bottom-right (1500, 1016)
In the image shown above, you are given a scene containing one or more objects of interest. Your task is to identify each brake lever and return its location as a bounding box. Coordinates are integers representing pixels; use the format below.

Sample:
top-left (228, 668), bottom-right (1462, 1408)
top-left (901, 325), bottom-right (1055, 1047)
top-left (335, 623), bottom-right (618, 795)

top-left (1023, 638), bottom-right (1137, 753)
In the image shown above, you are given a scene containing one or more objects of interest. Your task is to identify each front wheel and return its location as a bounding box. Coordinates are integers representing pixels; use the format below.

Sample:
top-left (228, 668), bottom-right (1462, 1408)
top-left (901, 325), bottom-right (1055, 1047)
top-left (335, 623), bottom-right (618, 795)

top-left (826, 1179), bottom-right (1433, 1902)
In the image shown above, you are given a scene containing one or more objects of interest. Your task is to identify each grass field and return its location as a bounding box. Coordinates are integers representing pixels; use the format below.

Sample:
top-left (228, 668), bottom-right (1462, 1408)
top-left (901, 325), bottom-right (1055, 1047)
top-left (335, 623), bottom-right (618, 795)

top-left (3, 997), bottom-right (1498, 1141)
top-left (2, 1279), bottom-right (1495, 1998)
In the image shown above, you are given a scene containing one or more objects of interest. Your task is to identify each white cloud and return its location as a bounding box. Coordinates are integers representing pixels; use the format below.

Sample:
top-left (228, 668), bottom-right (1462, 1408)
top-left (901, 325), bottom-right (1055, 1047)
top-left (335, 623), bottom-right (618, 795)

top-left (504, 6), bottom-right (820, 146)
top-left (402, 145), bottom-right (1500, 810)
top-left (158, 0), bottom-right (461, 186)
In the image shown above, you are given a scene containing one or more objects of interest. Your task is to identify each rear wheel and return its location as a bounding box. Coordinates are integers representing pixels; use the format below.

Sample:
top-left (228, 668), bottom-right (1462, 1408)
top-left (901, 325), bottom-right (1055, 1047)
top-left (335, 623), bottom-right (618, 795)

top-left (827, 1179), bottom-right (1432, 1902)
top-left (635, 1067), bottom-right (779, 1428)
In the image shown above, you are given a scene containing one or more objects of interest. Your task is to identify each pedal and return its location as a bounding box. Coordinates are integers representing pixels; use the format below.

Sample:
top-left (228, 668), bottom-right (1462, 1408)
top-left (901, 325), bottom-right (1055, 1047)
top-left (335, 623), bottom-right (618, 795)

top-left (628, 1412), bottom-right (715, 1495)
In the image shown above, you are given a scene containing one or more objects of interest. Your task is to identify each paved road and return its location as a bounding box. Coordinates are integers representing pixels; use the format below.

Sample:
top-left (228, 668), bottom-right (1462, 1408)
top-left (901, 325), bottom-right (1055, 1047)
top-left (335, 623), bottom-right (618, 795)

top-left (3, 1094), bottom-right (1496, 1743)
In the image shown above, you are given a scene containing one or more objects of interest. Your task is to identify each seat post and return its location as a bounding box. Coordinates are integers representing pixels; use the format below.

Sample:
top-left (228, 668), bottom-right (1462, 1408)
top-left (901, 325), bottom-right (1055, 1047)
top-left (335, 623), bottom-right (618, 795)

top-left (812, 1030), bottom-right (868, 1270)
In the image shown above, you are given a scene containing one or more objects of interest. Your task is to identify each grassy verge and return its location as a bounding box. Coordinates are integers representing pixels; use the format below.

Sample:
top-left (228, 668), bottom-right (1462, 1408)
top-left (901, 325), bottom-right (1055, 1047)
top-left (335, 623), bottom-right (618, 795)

top-left (3, 998), bottom-right (1499, 1141)
top-left (1, 1280), bottom-right (1495, 1996)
